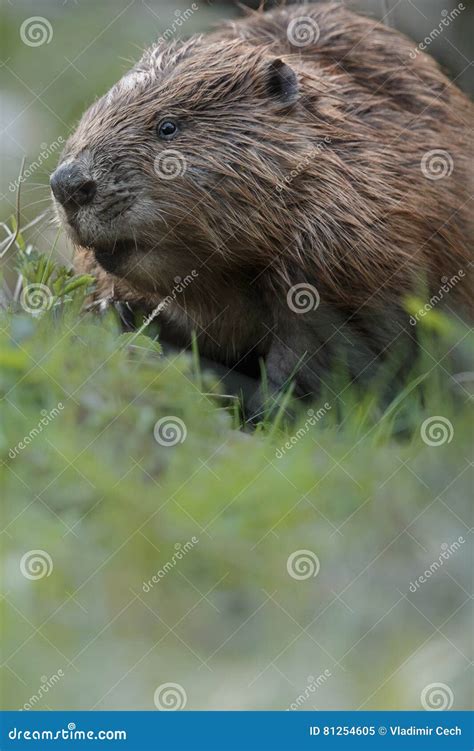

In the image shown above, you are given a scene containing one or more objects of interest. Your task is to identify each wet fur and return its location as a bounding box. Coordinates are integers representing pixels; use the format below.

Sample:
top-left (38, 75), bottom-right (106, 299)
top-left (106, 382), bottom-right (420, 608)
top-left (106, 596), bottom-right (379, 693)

top-left (60, 2), bottom-right (472, 408)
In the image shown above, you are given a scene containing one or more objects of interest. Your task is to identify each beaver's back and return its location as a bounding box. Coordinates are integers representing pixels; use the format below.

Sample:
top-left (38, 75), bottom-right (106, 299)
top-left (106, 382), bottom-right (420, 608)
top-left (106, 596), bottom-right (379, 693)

top-left (217, 2), bottom-right (469, 114)
top-left (75, 3), bottom-right (472, 321)
top-left (210, 3), bottom-right (472, 313)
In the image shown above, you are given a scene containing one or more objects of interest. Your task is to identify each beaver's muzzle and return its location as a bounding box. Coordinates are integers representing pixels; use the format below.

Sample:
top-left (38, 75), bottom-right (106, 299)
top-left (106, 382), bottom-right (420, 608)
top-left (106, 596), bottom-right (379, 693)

top-left (50, 162), bottom-right (96, 212)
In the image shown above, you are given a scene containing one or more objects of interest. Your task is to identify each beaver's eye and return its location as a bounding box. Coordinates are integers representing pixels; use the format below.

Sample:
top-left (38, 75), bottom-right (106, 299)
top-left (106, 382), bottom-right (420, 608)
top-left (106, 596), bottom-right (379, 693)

top-left (157, 119), bottom-right (178, 140)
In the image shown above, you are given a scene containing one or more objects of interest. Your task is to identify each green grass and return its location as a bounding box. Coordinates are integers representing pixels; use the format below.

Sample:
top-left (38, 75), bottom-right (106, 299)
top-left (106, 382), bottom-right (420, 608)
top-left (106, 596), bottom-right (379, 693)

top-left (1, 223), bottom-right (472, 711)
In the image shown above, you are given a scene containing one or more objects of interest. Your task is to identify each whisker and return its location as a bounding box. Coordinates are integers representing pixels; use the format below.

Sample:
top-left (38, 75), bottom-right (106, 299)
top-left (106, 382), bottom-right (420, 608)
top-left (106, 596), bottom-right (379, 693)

top-left (19, 199), bottom-right (54, 211)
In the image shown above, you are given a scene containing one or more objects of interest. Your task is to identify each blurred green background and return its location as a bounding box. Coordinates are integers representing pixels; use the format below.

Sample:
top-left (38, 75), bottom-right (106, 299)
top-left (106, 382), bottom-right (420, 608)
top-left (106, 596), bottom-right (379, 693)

top-left (1, 0), bottom-right (472, 712)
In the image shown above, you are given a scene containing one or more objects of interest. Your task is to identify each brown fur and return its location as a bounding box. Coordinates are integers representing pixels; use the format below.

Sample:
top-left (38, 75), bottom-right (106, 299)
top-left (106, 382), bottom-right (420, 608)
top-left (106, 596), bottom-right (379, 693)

top-left (55, 2), bottom-right (473, 405)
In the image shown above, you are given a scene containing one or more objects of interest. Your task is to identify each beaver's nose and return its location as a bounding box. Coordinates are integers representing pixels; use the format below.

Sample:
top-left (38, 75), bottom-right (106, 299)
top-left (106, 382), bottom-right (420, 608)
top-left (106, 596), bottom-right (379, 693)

top-left (50, 162), bottom-right (96, 209)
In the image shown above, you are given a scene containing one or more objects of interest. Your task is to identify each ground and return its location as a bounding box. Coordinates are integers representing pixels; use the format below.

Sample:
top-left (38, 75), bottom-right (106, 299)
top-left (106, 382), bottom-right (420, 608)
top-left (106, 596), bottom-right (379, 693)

top-left (1, 234), bottom-right (472, 710)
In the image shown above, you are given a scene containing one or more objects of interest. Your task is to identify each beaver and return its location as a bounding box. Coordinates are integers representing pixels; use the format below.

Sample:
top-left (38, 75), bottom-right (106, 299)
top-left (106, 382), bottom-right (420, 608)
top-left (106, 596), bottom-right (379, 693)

top-left (51, 2), bottom-right (472, 414)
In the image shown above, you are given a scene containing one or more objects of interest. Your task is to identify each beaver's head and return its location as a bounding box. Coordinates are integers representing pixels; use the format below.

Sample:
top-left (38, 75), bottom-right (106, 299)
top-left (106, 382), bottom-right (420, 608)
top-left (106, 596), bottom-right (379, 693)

top-left (51, 37), bottom-right (307, 293)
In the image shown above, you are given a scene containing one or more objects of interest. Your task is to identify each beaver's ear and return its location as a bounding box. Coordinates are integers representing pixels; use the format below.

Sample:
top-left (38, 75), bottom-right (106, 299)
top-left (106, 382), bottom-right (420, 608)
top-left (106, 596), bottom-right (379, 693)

top-left (267, 58), bottom-right (299, 104)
